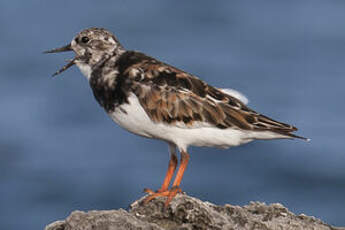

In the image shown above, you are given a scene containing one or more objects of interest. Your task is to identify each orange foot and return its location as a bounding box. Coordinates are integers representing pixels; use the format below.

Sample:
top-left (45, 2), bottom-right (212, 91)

top-left (143, 186), bottom-right (182, 207)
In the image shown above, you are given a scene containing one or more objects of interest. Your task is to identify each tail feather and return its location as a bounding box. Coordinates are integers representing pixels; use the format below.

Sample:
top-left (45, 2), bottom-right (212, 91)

top-left (252, 114), bottom-right (309, 141)
top-left (273, 130), bottom-right (310, 141)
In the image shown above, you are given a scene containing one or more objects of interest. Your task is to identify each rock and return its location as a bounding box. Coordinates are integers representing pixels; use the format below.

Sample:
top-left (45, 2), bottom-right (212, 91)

top-left (45, 209), bottom-right (161, 230)
top-left (45, 194), bottom-right (345, 230)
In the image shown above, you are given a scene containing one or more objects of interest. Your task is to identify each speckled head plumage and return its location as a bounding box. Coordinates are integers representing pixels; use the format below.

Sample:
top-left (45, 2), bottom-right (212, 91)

top-left (44, 27), bottom-right (124, 76)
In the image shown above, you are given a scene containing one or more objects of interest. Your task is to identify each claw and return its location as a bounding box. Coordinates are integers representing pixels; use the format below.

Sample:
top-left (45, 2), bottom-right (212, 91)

top-left (143, 186), bottom-right (182, 207)
top-left (143, 188), bottom-right (155, 195)
top-left (164, 186), bottom-right (181, 207)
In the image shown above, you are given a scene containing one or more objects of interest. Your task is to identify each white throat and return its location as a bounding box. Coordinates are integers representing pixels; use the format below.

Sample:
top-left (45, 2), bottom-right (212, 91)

top-left (76, 62), bottom-right (92, 80)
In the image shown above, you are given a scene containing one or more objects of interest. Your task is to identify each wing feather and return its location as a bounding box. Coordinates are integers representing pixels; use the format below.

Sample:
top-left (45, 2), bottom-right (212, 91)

top-left (121, 51), bottom-right (303, 138)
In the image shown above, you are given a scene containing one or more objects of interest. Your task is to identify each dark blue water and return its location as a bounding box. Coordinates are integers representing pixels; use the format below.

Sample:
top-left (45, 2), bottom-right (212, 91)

top-left (1, 1), bottom-right (345, 229)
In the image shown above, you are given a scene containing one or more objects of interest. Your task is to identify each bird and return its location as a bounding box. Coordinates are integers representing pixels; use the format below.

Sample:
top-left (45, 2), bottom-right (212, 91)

top-left (45, 27), bottom-right (308, 207)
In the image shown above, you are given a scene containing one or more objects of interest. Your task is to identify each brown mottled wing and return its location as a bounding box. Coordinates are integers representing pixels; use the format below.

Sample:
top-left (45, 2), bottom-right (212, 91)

top-left (124, 52), bottom-right (301, 138)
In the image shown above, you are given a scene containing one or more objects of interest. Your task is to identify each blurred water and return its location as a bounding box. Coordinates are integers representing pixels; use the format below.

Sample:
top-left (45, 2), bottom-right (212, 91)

top-left (0, 1), bottom-right (345, 229)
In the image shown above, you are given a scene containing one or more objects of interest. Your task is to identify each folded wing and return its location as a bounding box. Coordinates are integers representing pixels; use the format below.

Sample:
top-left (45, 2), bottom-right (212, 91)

top-left (121, 51), bottom-right (306, 140)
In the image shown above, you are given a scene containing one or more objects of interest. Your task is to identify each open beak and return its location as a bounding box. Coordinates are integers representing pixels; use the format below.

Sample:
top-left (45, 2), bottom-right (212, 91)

top-left (44, 44), bottom-right (72, 54)
top-left (44, 44), bottom-right (76, 77)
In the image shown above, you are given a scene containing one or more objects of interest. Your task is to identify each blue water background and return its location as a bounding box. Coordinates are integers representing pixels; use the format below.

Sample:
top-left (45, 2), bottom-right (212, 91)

top-left (0, 1), bottom-right (345, 229)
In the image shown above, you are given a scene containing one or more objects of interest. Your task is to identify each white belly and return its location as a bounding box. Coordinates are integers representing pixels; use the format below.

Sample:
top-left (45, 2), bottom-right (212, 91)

top-left (107, 93), bottom-right (271, 151)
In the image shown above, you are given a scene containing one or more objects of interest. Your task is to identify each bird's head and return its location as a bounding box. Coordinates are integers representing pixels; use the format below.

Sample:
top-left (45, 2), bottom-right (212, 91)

top-left (45, 27), bottom-right (124, 77)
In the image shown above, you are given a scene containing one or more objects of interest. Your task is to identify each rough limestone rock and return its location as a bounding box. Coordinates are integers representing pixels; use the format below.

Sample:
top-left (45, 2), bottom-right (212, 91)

top-left (45, 194), bottom-right (344, 230)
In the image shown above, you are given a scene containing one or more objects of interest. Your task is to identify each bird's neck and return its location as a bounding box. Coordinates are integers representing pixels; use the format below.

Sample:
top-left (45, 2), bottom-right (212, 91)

top-left (87, 50), bottom-right (131, 112)
top-left (76, 62), bottom-right (93, 80)
top-left (76, 48), bottom-right (126, 81)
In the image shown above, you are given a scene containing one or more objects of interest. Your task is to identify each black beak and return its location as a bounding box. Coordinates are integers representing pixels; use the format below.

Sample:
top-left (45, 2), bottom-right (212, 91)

top-left (44, 43), bottom-right (76, 77)
top-left (44, 43), bottom-right (72, 53)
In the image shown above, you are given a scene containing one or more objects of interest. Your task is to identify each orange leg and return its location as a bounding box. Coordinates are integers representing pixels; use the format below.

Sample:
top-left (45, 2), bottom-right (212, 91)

top-left (144, 148), bottom-right (190, 207)
top-left (159, 151), bottom-right (178, 192)
top-left (145, 145), bottom-right (178, 194)
top-left (171, 150), bottom-right (189, 188)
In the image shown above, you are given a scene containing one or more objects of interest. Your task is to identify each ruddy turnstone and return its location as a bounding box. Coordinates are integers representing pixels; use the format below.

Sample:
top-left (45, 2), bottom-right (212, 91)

top-left (45, 27), bottom-right (308, 207)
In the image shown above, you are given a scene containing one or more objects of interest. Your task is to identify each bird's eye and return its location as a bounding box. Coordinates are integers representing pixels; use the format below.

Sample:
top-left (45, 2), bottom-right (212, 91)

top-left (81, 36), bottom-right (90, 43)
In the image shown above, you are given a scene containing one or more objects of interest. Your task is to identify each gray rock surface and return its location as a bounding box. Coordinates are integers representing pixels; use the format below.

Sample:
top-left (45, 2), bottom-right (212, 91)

top-left (45, 194), bottom-right (344, 230)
